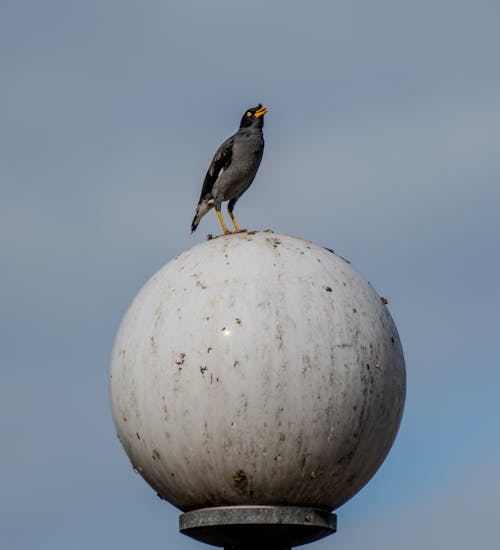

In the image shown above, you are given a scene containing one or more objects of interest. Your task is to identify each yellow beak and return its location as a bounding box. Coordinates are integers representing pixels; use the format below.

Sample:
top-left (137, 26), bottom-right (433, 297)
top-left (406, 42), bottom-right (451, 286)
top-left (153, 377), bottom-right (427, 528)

top-left (254, 105), bottom-right (268, 118)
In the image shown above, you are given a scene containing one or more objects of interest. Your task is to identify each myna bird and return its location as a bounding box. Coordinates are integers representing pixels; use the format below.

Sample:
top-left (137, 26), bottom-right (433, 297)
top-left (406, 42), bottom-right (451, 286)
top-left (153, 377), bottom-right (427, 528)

top-left (191, 104), bottom-right (267, 234)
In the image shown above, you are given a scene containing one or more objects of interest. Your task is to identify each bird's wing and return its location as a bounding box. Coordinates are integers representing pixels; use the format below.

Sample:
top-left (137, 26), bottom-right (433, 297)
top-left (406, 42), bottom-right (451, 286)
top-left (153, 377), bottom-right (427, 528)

top-left (199, 136), bottom-right (234, 201)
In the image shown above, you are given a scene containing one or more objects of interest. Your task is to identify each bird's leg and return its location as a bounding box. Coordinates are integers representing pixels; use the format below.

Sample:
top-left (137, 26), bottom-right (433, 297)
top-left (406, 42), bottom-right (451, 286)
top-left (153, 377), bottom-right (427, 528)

top-left (227, 199), bottom-right (244, 232)
top-left (215, 208), bottom-right (231, 235)
top-left (229, 211), bottom-right (241, 232)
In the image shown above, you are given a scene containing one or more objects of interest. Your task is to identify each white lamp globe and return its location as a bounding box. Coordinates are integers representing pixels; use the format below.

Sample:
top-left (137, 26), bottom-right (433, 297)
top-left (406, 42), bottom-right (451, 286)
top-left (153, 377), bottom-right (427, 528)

top-left (109, 232), bottom-right (405, 512)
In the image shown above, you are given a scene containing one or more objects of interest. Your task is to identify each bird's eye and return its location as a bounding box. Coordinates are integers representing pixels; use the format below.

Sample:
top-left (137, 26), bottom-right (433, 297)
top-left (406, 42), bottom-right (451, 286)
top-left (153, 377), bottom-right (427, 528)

top-left (246, 111), bottom-right (252, 117)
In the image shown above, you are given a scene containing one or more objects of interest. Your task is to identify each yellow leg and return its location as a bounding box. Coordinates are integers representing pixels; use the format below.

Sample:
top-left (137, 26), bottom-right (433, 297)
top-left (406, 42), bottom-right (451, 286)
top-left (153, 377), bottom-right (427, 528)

top-left (228, 210), bottom-right (244, 232)
top-left (215, 209), bottom-right (231, 234)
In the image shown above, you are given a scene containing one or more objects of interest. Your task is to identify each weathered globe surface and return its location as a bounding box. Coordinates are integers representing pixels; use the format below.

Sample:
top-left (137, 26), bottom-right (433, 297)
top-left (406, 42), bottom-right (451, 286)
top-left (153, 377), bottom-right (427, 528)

top-left (109, 232), bottom-right (405, 511)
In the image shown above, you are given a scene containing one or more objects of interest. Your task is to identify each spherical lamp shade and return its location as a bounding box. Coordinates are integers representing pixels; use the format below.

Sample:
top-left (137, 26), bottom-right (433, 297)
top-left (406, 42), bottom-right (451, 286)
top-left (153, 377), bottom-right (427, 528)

top-left (109, 232), bottom-right (406, 512)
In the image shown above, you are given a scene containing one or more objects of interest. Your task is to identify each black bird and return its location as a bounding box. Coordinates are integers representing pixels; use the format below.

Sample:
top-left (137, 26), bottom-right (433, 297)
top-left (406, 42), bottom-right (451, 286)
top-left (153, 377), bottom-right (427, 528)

top-left (191, 104), bottom-right (267, 234)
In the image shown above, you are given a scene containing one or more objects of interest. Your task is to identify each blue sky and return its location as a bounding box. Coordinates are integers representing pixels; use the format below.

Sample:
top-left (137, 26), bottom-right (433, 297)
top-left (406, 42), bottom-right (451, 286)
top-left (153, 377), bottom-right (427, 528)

top-left (1, 1), bottom-right (499, 548)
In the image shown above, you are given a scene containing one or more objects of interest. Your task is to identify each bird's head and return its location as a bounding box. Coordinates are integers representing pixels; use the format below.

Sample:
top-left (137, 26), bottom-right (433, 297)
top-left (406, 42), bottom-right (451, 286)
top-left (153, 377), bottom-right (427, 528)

top-left (239, 104), bottom-right (267, 129)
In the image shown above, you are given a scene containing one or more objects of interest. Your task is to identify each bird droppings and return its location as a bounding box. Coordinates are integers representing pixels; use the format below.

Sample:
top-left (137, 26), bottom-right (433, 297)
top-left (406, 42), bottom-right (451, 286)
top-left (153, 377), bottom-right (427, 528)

top-left (233, 360), bottom-right (239, 368)
top-left (337, 450), bottom-right (354, 466)
top-left (266, 237), bottom-right (281, 248)
top-left (206, 234), bottom-right (213, 240)
top-left (175, 353), bottom-right (186, 368)
top-left (347, 473), bottom-right (357, 484)
top-left (136, 432), bottom-right (141, 440)
top-left (352, 308), bottom-right (357, 313)
top-left (310, 471), bottom-right (317, 480)
top-left (232, 469), bottom-right (247, 488)
top-left (325, 286), bottom-right (332, 292)
top-left (207, 347), bottom-right (212, 353)
top-left (380, 296), bottom-right (389, 305)
top-left (235, 318), bottom-right (242, 325)
top-left (200, 366), bottom-right (208, 375)
top-left (152, 449), bottom-right (160, 461)
top-left (304, 515), bottom-right (312, 523)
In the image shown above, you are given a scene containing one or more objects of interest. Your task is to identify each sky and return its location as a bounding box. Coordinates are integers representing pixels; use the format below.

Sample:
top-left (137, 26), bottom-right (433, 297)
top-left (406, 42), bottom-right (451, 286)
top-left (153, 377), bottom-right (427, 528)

top-left (1, 1), bottom-right (499, 548)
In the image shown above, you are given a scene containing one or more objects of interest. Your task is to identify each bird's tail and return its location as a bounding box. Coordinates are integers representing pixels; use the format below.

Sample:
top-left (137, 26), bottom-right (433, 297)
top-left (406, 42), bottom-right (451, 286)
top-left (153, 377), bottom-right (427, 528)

top-left (191, 199), bottom-right (213, 233)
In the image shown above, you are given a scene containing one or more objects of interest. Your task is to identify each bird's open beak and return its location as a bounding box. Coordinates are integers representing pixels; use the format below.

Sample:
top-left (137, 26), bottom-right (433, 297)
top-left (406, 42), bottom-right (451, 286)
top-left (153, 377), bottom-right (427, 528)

top-left (254, 105), bottom-right (268, 118)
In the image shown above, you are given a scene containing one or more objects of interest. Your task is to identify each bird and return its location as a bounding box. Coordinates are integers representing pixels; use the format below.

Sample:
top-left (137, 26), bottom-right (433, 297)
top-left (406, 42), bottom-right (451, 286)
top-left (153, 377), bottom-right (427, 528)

top-left (191, 104), bottom-right (267, 234)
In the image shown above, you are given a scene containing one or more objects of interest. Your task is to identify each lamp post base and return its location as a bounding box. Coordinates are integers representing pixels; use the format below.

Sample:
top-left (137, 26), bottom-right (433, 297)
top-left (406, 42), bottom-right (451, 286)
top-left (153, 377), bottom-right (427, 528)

top-left (179, 506), bottom-right (337, 549)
